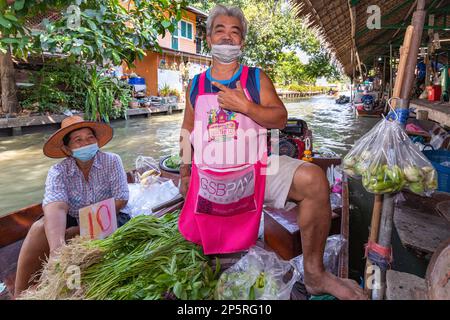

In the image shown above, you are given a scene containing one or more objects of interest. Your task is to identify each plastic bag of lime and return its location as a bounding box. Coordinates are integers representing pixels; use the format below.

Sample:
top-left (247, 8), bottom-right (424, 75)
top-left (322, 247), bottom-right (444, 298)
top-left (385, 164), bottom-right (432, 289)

top-left (343, 119), bottom-right (437, 196)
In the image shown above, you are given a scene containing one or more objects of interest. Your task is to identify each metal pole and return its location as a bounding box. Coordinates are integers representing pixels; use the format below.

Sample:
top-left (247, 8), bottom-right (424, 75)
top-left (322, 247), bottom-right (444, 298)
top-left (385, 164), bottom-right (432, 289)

top-left (371, 194), bottom-right (395, 300)
top-left (351, 48), bottom-right (355, 103)
top-left (389, 44), bottom-right (393, 98)
top-left (383, 56), bottom-right (387, 98)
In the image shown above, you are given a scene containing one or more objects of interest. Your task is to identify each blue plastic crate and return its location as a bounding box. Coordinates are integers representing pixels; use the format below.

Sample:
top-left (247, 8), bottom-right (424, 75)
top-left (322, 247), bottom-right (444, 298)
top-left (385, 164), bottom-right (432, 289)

top-left (128, 77), bottom-right (145, 85)
top-left (423, 150), bottom-right (450, 193)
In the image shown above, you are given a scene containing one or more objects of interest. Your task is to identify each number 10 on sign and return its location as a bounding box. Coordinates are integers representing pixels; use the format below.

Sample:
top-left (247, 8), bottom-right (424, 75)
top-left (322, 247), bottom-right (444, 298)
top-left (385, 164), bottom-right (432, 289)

top-left (79, 198), bottom-right (117, 240)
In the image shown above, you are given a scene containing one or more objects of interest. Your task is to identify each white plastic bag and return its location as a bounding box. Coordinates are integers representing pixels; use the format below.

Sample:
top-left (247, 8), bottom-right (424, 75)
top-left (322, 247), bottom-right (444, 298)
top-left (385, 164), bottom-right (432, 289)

top-left (214, 246), bottom-right (300, 300)
top-left (134, 155), bottom-right (161, 186)
top-left (123, 179), bottom-right (180, 217)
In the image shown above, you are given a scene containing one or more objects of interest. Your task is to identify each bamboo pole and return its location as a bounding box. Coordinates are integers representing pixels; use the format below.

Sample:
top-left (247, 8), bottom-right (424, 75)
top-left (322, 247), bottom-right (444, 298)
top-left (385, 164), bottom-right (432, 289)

top-left (364, 194), bottom-right (383, 296)
top-left (391, 26), bottom-right (414, 107)
top-left (401, 0), bottom-right (427, 100)
top-left (365, 26), bottom-right (414, 300)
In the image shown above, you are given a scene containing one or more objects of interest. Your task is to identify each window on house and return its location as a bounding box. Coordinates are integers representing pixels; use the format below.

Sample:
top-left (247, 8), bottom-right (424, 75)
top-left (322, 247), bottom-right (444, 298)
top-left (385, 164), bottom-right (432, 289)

top-left (180, 21), bottom-right (193, 40)
top-left (171, 19), bottom-right (179, 50)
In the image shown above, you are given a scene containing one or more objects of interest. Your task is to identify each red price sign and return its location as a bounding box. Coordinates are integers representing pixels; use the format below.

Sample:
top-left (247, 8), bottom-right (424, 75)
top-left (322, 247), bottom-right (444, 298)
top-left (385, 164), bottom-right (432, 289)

top-left (79, 198), bottom-right (117, 240)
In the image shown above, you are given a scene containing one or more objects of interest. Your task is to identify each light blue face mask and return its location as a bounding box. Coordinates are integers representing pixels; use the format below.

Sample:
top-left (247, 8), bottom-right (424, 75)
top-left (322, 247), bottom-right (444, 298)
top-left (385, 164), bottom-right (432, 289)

top-left (71, 143), bottom-right (99, 162)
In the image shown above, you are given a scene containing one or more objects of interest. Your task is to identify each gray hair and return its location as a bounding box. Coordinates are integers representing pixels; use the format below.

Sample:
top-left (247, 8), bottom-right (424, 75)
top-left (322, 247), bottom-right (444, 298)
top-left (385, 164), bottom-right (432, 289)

top-left (206, 5), bottom-right (248, 39)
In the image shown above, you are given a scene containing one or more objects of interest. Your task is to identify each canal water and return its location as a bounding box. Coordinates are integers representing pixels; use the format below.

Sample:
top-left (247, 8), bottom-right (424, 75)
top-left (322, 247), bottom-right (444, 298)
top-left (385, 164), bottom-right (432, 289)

top-left (0, 94), bottom-right (425, 279)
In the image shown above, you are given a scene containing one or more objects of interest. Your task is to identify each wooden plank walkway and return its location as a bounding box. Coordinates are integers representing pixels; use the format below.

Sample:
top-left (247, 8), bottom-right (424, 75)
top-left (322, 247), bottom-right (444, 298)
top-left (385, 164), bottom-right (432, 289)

top-left (394, 204), bottom-right (450, 255)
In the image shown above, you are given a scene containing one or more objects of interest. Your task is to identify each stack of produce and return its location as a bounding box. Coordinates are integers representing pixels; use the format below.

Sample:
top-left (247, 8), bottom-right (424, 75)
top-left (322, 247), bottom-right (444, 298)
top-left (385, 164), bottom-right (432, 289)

top-left (20, 212), bottom-right (220, 300)
top-left (343, 119), bottom-right (438, 195)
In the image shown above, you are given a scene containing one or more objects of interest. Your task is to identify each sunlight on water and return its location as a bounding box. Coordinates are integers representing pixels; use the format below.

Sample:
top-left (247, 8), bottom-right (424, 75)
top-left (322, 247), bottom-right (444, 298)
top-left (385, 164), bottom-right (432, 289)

top-left (0, 95), bottom-right (377, 216)
top-left (285, 95), bottom-right (377, 155)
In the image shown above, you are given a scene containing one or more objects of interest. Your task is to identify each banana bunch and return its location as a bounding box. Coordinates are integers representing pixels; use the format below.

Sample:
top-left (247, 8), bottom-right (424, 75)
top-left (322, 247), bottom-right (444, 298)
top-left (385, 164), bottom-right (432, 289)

top-left (138, 169), bottom-right (160, 187)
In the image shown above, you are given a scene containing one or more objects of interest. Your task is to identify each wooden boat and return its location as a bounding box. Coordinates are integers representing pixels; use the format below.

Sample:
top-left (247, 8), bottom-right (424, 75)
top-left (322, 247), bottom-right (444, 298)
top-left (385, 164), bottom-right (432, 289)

top-left (0, 157), bottom-right (349, 300)
top-left (355, 107), bottom-right (385, 118)
top-left (335, 95), bottom-right (350, 104)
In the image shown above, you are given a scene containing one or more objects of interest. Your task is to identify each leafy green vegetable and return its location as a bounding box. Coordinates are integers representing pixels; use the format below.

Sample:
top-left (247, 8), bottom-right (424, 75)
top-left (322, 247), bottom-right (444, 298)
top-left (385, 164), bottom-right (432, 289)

top-left (81, 212), bottom-right (220, 300)
top-left (215, 270), bottom-right (279, 300)
top-left (165, 154), bottom-right (182, 170)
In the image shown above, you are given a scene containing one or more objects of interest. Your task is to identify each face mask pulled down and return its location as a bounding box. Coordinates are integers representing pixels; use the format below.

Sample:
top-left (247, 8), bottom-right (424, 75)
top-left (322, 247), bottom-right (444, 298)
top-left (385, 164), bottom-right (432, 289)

top-left (71, 143), bottom-right (99, 162)
top-left (211, 44), bottom-right (242, 64)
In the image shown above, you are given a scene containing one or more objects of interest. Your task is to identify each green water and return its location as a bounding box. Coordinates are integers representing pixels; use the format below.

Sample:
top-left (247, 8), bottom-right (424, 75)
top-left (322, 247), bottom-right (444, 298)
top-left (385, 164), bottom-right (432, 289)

top-left (0, 114), bottom-right (182, 216)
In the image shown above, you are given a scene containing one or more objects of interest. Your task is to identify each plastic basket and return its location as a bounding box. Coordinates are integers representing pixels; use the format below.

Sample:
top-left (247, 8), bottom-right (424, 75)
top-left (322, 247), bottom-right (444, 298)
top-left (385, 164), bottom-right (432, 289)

top-left (128, 77), bottom-right (145, 85)
top-left (423, 149), bottom-right (450, 193)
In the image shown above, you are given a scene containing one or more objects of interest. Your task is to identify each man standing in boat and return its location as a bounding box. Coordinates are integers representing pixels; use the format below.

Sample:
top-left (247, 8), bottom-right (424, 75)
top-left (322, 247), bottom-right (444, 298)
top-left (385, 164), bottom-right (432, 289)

top-left (178, 5), bottom-right (366, 300)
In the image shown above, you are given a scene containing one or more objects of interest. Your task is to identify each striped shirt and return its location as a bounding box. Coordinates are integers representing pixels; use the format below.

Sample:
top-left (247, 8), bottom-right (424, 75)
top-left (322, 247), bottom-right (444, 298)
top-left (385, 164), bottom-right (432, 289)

top-left (43, 151), bottom-right (129, 219)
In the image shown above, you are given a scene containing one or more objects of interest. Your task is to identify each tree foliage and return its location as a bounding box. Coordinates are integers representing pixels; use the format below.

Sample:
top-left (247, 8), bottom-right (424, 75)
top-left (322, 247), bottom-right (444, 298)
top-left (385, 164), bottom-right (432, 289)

top-left (0, 0), bottom-right (186, 115)
top-left (191, 0), bottom-right (343, 84)
top-left (0, 0), bottom-right (187, 66)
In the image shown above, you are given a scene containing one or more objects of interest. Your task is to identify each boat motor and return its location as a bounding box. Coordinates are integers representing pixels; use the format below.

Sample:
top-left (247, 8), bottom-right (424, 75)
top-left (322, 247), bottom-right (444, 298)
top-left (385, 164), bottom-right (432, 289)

top-left (268, 118), bottom-right (311, 160)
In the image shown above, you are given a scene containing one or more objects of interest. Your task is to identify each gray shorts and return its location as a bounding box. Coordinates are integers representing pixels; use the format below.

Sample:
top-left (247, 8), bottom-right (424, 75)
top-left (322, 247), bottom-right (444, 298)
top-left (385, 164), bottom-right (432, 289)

top-left (263, 155), bottom-right (307, 209)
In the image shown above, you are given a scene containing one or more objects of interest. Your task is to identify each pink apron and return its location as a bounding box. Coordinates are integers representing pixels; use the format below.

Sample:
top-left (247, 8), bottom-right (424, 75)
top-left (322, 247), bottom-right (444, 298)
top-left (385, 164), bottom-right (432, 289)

top-left (178, 66), bottom-right (267, 254)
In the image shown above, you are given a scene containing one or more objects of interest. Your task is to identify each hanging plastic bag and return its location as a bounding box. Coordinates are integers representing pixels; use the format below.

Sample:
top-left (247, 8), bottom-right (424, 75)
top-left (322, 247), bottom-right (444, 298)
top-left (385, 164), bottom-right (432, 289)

top-left (214, 246), bottom-right (300, 300)
top-left (343, 99), bottom-right (438, 196)
top-left (290, 235), bottom-right (346, 285)
top-left (134, 156), bottom-right (161, 187)
top-left (342, 120), bottom-right (385, 178)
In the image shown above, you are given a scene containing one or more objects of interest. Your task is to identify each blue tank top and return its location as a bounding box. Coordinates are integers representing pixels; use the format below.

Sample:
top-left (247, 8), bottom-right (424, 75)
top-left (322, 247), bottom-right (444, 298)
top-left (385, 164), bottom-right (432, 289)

top-left (189, 65), bottom-right (261, 107)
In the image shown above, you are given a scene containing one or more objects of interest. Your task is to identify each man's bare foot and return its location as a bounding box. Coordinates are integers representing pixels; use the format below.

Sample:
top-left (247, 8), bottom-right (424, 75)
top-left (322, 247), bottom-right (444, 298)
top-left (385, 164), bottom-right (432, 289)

top-left (305, 271), bottom-right (368, 300)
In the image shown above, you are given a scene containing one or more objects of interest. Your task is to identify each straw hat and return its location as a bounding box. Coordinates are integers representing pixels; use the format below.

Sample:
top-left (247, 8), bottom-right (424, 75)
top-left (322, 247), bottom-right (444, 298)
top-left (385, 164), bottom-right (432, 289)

top-left (43, 115), bottom-right (113, 158)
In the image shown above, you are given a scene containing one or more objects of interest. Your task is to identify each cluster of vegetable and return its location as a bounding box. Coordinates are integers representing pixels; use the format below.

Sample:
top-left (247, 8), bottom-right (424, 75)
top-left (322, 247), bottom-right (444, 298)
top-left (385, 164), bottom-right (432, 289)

top-left (164, 154), bottom-right (182, 170)
top-left (20, 212), bottom-right (220, 300)
top-left (343, 119), bottom-right (438, 196)
top-left (215, 271), bottom-right (279, 300)
top-left (213, 247), bottom-right (298, 300)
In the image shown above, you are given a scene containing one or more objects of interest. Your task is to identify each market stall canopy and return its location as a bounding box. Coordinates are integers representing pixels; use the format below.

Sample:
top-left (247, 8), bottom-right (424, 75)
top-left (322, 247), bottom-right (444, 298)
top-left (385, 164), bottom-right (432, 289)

top-left (295, 0), bottom-right (450, 77)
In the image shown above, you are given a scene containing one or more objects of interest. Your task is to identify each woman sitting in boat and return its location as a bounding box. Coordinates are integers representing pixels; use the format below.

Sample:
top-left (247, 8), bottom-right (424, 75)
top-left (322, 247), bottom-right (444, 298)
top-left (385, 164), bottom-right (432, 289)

top-left (14, 116), bottom-right (130, 296)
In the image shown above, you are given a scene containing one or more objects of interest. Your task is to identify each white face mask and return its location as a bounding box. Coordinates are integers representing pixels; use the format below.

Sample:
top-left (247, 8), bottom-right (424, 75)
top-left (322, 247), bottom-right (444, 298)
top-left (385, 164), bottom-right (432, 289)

top-left (210, 44), bottom-right (243, 64)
